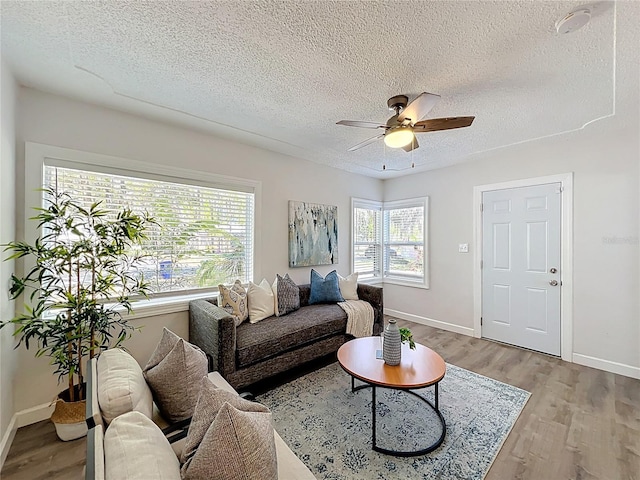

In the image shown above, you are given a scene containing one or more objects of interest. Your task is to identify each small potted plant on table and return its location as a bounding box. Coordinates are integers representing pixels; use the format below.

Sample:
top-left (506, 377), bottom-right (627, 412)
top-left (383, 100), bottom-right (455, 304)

top-left (399, 327), bottom-right (416, 350)
top-left (1, 187), bottom-right (154, 440)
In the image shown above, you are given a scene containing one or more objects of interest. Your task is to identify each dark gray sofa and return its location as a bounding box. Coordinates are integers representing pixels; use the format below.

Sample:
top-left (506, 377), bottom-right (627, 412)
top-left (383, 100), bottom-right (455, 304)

top-left (189, 283), bottom-right (383, 389)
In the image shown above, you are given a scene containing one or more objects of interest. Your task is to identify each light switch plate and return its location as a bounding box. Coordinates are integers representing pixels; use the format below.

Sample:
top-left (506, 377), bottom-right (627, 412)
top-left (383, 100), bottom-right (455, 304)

top-left (459, 243), bottom-right (469, 253)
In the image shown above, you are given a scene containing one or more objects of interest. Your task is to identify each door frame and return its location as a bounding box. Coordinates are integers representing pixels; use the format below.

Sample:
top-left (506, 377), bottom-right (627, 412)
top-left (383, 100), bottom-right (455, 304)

top-left (473, 173), bottom-right (574, 361)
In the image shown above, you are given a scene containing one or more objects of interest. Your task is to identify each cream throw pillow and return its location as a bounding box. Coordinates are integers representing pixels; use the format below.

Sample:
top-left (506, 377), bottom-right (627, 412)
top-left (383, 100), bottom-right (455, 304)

top-left (143, 328), bottom-right (208, 423)
top-left (97, 348), bottom-right (153, 425)
top-left (104, 411), bottom-right (181, 480)
top-left (247, 278), bottom-right (275, 323)
top-left (218, 280), bottom-right (249, 326)
top-left (339, 272), bottom-right (359, 300)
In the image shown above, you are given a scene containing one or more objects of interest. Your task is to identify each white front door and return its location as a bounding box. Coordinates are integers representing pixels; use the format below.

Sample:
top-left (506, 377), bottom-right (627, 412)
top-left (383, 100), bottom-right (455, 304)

top-left (482, 183), bottom-right (561, 356)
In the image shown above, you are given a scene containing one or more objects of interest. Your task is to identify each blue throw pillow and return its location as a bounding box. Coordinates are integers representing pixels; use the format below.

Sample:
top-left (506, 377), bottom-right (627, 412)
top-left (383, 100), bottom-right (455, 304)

top-left (309, 269), bottom-right (345, 304)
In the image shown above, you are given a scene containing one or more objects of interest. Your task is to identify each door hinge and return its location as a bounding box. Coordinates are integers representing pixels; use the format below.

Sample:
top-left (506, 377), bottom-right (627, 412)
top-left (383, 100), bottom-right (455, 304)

top-left (480, 317), bottom-right (483, 326)
top-left (556, 186), bottom-right (564, 194)
top-left (480, 260), bottom-right (483, 269)
top-left (480, 203), bottom-right (484, 212)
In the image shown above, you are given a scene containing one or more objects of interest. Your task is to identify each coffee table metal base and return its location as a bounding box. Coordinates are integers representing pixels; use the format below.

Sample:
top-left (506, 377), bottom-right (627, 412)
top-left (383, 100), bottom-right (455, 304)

top-left (351, 376), bottom-right (446, 457)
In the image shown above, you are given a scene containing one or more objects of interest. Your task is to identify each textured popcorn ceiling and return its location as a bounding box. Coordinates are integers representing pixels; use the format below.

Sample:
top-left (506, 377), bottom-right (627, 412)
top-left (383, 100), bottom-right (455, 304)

top-left (1, 1), bottom-right (637, 178)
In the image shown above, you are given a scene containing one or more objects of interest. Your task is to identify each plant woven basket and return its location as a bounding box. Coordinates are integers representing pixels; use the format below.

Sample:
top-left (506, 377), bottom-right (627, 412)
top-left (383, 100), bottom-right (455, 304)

top-left (50, 397), bottom-right (87, 441)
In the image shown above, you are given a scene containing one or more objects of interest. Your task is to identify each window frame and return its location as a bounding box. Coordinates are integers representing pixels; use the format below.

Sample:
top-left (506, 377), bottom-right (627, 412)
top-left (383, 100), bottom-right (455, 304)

top-left (352, 196), bottom-right (429, 289)
top-left (351, 198), bottom-right (383, 282)
top-left (382, 197), bottom-right (429, 288)
top-left (24, 142), bottom-right (262, 318)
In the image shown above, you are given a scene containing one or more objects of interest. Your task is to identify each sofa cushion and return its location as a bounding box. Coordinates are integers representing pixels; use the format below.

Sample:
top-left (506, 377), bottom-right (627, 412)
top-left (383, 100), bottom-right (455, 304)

top-left (272, 274), bottom-right (300, 316)
top-left (181, 376), bottom-right (270, 465)
top-left (339, 272), bottom-right (359, 300)
top-left (309, 269), bottom-right (344, 304)
top-left (104, 411), bottom-right (181, 480)
top-left (236, 304), bottom-right (347, 367)
top-left (181, 402), bottom-right (277, 480)
top-left (143, 328), bottom-right (208, 422)
top-left (218, 280), bottom-right (249, 326)
top-left (97, 348), bottom-right (153, 425)
top-left (247, 279), bottom-right (275, 323)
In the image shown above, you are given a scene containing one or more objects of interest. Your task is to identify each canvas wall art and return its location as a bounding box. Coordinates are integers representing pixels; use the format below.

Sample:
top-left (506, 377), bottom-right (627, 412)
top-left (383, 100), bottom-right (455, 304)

top-left (288, 201), bottom-right (338, 267)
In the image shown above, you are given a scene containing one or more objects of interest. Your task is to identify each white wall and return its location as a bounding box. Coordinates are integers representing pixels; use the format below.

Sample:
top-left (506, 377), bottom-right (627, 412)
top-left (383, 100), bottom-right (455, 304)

top-left (0, 58), bottom-right (18, 465)
top-left (384, 124), bottom-right (640, 375)
top-left (383, 4), bottom-right (640, 378)
top-left (13, 87), bottom-right (383, 412)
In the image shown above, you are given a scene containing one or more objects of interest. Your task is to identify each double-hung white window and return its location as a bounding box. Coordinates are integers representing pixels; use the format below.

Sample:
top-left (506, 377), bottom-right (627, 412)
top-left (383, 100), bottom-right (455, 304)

top-left (27, 143), bottom-right (258, 299)
top-left (352, 199), bottom-right (383, 280)
top-left (352, 197), bottom-right (429, 288)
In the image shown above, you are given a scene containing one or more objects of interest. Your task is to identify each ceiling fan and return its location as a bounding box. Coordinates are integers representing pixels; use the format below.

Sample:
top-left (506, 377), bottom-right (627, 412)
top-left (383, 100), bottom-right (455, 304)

top-left (337, 92), bottom-right (475, 152)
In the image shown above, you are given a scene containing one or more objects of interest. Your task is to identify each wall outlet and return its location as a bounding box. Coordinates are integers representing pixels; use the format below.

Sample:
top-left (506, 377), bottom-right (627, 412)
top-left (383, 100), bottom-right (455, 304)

top-left (458, 243), bottom-right (469, 253)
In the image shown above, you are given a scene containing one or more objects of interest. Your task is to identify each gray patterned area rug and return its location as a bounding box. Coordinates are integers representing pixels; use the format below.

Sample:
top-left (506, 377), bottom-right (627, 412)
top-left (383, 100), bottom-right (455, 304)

top-left (256, 362), bottom-right (530, 480)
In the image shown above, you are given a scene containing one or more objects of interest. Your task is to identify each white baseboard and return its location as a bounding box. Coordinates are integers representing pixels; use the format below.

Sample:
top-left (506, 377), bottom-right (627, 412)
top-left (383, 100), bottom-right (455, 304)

top-left (0, 402), bottom-right (54, 469)
top-left (385, 309), bottom-right (475, 337)
top-left (0, 414), bottom-right (17, 470)
top-left (572, 353), bottom-right (640, 380)
top-left (15, 402), bottom-right (54, 428)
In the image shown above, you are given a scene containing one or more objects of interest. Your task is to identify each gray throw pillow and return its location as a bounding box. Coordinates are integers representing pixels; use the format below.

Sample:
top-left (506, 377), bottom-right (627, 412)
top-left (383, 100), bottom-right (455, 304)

top-left (181, 378), bottom-right (277, 480)
top-left (143, 328), bottom-right (208, 423)
top-left (273, 273), bottom-right (300, 316)
top-left (180, 376), bottom-right (269, 465)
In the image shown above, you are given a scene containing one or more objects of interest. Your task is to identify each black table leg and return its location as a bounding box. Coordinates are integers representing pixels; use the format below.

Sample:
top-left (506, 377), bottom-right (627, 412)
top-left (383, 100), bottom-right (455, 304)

top-left (346, 374), bottom-right (446, 456)
top-left (372, 385), bottom-right (377, 450)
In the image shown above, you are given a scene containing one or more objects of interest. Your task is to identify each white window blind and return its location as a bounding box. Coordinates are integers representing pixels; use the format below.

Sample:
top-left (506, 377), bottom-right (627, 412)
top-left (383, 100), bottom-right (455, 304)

top-left (44, 165), bottom-right (254, 295)
top-left (383, 199), bottom-right (426, 283)
top-left (352, 200), bottom-right (382, 279)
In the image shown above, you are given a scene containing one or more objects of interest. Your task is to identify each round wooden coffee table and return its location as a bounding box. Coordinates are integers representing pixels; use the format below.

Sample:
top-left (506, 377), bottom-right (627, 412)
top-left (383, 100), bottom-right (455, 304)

top-left (337, 336), bottom-right (446, 457)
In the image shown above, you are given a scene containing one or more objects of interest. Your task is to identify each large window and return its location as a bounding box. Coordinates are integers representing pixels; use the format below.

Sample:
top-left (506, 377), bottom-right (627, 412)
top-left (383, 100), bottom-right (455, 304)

top-left (352, 197), bottom-right (428, 287)
top-left (41, 161), bottom-right (255, 297)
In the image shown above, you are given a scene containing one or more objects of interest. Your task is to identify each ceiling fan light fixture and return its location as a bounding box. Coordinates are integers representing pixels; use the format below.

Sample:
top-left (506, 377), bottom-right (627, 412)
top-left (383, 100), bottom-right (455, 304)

top-left (384, 127), bottom-right (414, 148)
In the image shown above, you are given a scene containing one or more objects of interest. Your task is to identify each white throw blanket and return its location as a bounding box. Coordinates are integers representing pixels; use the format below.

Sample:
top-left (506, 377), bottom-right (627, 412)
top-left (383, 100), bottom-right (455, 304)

top-left (338, 300), bottom-right (375, 338)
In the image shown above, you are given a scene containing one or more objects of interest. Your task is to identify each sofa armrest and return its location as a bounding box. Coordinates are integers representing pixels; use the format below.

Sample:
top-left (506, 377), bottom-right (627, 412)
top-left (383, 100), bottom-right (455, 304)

top-left (189, 299), bottom-right (236, 377)
top-left (86, 425), bottom-right (104, 480)
top-left (85, 358), bottom-right (102, 430)
top-left (357, 284), bottom-right (384, 335)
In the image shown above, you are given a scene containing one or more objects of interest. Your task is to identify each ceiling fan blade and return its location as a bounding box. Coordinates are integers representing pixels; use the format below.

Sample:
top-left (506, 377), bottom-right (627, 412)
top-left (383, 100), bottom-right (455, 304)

top-left (397, 92), bottom-right (441, 124)
top-left (347, 133), bottom-right (384, 151)
top-left (337, 120), bottom-right (387, 129)
top-left (402, 137), bottom-right (419, 152)
top-left (413, 116), bottom-right (475, 132)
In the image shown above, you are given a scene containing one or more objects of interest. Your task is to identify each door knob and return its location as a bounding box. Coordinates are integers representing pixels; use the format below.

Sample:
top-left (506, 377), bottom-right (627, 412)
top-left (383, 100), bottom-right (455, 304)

top-left (549, 268), bottom-right (557, 274)
top-left (549, 280), bottom-right (558, 286)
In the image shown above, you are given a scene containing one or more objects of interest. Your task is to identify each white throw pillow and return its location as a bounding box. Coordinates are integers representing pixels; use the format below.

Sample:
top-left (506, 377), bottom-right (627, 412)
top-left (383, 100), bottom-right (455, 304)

top-left (247, 279), bottom-right (275, 323)
top-left (97, 348), bottom-right (153, 425)
top-left (104, 411), bottom-right (181, 480)
top-left (338, 272), bottom-right (359, 301)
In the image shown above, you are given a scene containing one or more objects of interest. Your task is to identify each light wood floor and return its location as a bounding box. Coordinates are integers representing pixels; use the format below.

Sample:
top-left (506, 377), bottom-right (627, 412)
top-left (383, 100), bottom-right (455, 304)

top-left (2, 318), bottom-right (639, 479)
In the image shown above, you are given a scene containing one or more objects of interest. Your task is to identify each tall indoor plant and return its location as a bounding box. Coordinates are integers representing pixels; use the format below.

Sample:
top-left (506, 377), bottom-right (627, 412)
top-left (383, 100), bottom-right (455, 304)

top-left (1, 187), bottom-right (154, 440)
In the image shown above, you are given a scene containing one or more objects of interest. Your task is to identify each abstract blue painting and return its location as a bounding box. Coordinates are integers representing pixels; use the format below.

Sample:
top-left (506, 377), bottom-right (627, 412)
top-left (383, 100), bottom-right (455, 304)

top-left (288, 201), bottom-right (338, 267)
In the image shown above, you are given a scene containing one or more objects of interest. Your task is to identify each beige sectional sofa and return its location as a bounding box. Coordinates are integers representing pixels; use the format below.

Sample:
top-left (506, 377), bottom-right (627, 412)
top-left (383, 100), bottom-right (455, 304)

top-left (85, 349), bottom-right (315, 479)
